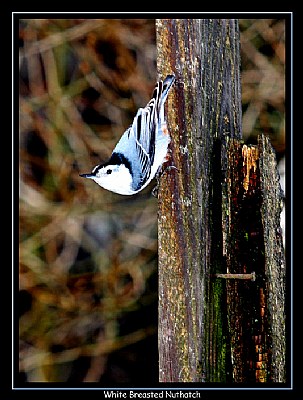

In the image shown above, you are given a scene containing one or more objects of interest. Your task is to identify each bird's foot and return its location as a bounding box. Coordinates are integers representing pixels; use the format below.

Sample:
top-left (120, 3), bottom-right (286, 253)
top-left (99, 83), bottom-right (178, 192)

top-left (152, 164), bottom-right (179, 198)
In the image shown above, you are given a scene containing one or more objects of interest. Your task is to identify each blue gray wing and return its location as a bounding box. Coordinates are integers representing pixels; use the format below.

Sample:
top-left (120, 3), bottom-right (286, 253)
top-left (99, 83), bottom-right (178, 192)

top-left (114, 75), bottom-right (175, 191)
top-left (130, 78), bottom-right (171, 187)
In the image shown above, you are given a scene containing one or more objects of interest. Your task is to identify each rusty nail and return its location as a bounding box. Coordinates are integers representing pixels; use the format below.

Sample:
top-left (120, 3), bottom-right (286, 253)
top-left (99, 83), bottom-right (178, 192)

top-left (213, 272), bottom-right (256, 281)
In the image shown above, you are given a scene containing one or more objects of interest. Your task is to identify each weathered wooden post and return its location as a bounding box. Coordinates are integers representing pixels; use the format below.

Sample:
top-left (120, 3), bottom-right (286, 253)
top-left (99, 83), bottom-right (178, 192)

top-left (156, 19), bottom-right (285, 383)
top-left (156, 19), bottom-right (242, 382)
top-left (224, 137), bottom-right (285, 382)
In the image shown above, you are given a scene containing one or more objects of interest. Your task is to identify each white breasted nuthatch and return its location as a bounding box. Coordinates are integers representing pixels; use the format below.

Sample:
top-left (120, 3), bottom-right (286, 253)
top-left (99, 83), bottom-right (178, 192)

top-left (80, 75), bottom-right (175, 195)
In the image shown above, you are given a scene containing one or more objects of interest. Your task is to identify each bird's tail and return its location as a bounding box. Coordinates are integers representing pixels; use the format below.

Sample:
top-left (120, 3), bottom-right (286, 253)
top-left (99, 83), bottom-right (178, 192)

top-left (149, 74), bottom-right (175, 111)
top-left (162, 74), bottom-right (175, 96)
top-left (159, 74), bottom-right (175, 105)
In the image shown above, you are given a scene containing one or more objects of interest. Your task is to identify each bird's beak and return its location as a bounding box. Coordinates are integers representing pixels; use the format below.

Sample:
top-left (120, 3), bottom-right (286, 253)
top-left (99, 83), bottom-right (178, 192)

top-left (79, 173), bottom-right (95, 179)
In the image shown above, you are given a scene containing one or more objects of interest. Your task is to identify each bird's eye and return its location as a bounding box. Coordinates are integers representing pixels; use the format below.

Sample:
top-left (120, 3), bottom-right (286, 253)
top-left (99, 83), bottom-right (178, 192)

top-left (106, 169), bottom-right (112, 175)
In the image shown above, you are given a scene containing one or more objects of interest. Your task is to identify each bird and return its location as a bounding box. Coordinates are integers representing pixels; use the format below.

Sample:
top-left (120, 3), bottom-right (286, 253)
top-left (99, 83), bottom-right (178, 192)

top-left (79, 74), bottom-right (175, 195)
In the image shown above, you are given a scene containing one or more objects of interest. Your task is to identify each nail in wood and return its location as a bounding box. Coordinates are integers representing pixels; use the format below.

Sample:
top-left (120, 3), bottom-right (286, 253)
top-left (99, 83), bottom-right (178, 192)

top-left (213, 272), bottom-right (256, 281)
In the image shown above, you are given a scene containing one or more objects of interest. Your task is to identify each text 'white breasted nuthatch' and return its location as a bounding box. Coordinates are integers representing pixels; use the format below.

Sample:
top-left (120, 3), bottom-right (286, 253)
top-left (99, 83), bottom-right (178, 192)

top-left (80, 75), bottom-right (175, 195)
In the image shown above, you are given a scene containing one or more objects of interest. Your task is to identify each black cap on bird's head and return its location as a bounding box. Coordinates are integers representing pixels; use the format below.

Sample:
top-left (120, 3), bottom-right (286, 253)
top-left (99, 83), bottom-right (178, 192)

top-left (80, 152), bottom-right (132, 179)
top-left (79, 153), bottom-right (134, 195)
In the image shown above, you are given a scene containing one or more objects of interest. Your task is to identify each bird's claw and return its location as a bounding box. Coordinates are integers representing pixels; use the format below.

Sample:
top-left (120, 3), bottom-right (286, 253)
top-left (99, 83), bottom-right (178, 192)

top-left (152, 165), bottom-right (179, 198)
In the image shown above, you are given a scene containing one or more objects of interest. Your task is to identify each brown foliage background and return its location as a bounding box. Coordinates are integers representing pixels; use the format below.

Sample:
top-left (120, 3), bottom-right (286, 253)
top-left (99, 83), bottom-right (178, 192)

top-left (18, 19), bottom-right (285, 383)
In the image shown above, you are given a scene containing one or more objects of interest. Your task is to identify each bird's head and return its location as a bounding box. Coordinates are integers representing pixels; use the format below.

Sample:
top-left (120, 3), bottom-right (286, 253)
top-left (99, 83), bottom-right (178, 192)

top-left (80, 163), bottom-right (134, 195)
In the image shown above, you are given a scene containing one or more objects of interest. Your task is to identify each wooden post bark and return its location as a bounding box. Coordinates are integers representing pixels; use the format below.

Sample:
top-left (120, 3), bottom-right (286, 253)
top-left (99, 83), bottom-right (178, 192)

top-left (259, 135), bottom-right (286, 382)
top-left (224, 137), bottom-right (285, 382)
top-left (156, 19), bottom-right (286, 383)
top-left (156, 19), bottom-right (242, 382)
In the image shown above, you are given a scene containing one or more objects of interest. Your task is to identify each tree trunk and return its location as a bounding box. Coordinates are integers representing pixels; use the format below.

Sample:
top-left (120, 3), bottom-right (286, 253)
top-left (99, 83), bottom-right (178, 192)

top-left (156, 19), bottom-right (285, 383)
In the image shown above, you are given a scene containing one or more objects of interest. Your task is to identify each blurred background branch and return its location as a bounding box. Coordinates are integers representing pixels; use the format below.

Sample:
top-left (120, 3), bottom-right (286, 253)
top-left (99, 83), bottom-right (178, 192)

top-left (18, 18), bottom-right (285, 383)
